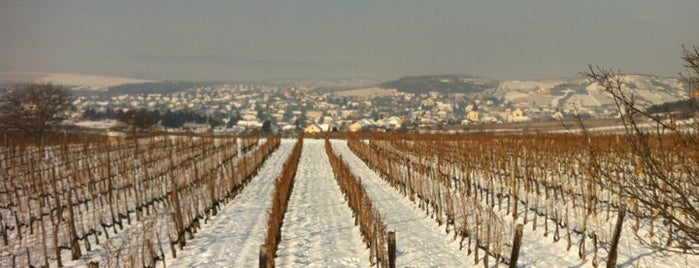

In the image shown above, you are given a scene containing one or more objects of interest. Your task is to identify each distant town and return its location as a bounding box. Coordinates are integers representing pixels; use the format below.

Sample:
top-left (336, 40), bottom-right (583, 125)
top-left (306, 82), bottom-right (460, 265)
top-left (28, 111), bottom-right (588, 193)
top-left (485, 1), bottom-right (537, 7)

top-left (59, 73), bottom-right (690, 135)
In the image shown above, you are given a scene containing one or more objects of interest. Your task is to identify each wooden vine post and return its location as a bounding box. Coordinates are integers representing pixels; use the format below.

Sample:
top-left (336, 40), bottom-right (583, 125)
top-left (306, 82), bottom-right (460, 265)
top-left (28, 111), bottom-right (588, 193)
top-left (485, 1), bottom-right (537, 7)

top-left (509, 224), bottom-right (524, 268)
top-left (607, 203), bottom-right (626, 268)
top-left (259, 245), bottom-right (267, 268)
top-left (388, 231), bottom-right (396, 268)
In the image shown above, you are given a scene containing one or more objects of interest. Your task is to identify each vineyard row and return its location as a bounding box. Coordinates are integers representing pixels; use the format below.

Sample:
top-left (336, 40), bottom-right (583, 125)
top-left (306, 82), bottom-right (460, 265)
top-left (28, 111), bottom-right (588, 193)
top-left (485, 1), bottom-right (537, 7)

top-left (0, 132), bottom-right (280, 267)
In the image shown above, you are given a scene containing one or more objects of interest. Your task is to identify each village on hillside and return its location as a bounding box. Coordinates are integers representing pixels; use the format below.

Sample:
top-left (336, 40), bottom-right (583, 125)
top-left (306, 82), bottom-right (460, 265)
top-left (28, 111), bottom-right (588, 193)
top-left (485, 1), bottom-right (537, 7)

top-left (65, 74), bottom-right (690, 135)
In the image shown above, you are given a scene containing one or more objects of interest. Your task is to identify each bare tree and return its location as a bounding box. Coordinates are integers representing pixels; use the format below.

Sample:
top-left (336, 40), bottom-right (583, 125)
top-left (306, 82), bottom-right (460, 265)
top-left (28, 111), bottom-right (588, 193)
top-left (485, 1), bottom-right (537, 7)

top-left (0, 83), bottom-right (75, 137)
top-left (681, 45), bottom-right (699, 97)
top-left (583, 46), bottom-right (699, 253)
top-left (118, 108), bottom-right (158, 132)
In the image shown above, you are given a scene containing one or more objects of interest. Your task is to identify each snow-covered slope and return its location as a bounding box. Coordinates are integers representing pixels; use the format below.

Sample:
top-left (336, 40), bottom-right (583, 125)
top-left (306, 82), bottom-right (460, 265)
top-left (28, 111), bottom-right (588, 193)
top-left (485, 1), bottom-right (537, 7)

top-left (495, 75), bottom-right (687, 109)
top-left (0, 72), bottom-right (155, 90)
top-left (332, 140), bottom-right (484, 267)
top-left (166, 140), bottom-right (295, 267)
top-left (275, 139), bottom-right (369, 267)
top-left (122, 138), bottom-right (698, 267)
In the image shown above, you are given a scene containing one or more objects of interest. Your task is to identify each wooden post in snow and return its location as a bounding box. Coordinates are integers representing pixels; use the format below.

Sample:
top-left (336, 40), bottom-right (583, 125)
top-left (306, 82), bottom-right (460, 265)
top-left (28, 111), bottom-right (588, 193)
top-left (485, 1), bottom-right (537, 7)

top-left (388, 231), bottom-right (396, 268)
top-left (509, 224), bottom-right (524, 268)
top-left (607, 203), bottom-right (626, 268)
top-left (259, 245), bottom-right (267, 268)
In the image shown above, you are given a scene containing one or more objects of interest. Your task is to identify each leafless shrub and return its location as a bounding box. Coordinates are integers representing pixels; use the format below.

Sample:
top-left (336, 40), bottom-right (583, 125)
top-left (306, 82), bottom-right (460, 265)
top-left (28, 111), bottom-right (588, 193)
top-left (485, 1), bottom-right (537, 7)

top-left (583, 46), bottom-right (698, 253)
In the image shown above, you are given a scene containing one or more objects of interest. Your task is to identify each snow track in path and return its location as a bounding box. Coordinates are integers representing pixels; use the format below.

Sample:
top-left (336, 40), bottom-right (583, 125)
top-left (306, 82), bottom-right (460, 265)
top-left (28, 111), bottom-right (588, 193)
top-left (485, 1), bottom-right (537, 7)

top-left (168, 140), bottom-right (294, 268)
top-left (332, 140), bottom-right (479, 267)
top-left (275, 139), bottom-right (369, 267)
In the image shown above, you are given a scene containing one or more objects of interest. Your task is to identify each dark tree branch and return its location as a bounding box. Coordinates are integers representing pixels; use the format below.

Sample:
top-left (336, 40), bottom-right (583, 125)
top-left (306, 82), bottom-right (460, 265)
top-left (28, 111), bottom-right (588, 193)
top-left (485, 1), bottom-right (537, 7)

top-left (0, 83), bottom-right (75, 138)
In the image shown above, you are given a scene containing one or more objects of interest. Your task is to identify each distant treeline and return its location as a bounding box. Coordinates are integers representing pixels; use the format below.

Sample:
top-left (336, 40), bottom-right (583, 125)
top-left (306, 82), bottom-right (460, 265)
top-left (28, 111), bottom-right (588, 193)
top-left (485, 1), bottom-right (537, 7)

top-left (83, 107), bottom-right (238, 129)
top-left (646, 98), bottom-right (698, 118)
top-left (379, 75), bottom-right (498, 94)
top-left (105, 81), bottom-right (214, 95)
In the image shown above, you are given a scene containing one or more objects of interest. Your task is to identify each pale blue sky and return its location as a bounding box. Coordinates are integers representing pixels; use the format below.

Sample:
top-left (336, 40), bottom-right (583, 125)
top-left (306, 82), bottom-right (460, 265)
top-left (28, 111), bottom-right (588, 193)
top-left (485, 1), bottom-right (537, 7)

top-left (1, 0), bottom-right (698, 81)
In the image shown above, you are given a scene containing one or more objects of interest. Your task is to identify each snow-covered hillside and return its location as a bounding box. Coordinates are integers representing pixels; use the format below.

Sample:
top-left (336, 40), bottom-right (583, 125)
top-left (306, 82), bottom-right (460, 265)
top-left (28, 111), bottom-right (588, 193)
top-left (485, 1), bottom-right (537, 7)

top-left (0, 72), bottom-right (155, 90)
top-left (4, 135), bottom-right (695, 267)
top-left (495, 75), bottom-right (687, 110)
top-left (155, 139), bottom-right (697, 267)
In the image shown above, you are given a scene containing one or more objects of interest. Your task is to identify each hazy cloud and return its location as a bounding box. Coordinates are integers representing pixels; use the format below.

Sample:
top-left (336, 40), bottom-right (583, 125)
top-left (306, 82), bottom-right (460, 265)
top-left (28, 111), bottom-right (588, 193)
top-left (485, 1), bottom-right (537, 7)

top-left (1, 0), bottom-right (698, 81)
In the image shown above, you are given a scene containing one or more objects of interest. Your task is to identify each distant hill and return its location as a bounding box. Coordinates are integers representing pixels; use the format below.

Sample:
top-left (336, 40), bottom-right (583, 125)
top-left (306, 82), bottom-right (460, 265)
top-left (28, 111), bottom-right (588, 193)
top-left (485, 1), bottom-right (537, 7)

top-left (263, 78), bottom-right (378, 92)
top-left (0, 72), bottom-right (156, 90)
top-left (0, 72), bottom-right (46, 84)
top-left (0, 72), bottom-right (220, 96)
top-left (378, 74), bottom-right (689, 110)
top-left (379, 75), bottom-right (498, 95)
top-left (104, 81), bottom-right (213, 95)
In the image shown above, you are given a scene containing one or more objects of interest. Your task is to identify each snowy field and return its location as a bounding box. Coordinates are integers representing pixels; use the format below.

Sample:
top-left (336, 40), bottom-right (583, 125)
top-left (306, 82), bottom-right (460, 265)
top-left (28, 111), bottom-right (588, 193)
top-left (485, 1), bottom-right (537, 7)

top-left (166, 140), bottom-right (295, 267)
top-left (332, 140), bottom-right (480, 267)
top-left (147, 138), bottom-right (698, 267)
top-left (49, 138), bottom-right (696, 267)
top-left (275, 139), bottom-right (369, 267)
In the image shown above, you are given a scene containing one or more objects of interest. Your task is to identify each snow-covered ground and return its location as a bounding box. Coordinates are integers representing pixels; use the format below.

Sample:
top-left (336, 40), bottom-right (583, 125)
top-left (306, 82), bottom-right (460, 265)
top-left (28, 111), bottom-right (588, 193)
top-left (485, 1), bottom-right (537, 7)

top-left (72, 119), bottom-right (122, 130)
top-left (87, 138), bottom-right (695, 267)
top-left (332, 140), bottom-right (492, 267)
top-left (165, 140), bottom-right (295, 267)
top-left (332, 139), bottom-right (698, 268)
top-left (163, 139), bottom-right (371, 267)
top-left (275, 139), bottom-right (369, 267)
